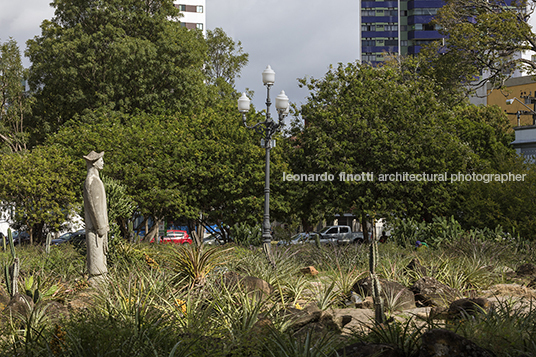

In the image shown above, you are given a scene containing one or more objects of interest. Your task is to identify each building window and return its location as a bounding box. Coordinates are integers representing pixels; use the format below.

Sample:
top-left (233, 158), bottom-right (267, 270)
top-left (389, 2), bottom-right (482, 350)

top-left (361, 8), bottom-right (375, 16)
top-left (362, 38), bottom-right (375, 46)
top-left (197, 5), bottom-right (203, 13)
top-left (362, 53), bottom-right (376, 62)
top-left (196, 23), bottom-right (203, 30)
top-left (410, 8), bottom-right (438, 16)
top-left (176, 4), bottom-right (186, 11)
top-left (362, 23), bottom-right (376, 31)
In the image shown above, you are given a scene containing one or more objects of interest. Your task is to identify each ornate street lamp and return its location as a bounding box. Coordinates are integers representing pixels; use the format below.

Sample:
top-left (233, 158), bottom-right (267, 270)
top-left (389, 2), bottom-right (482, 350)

top-left (506, 95), bottom-right (536, 126)
top-left (238, 65), bottom-right (289, 267)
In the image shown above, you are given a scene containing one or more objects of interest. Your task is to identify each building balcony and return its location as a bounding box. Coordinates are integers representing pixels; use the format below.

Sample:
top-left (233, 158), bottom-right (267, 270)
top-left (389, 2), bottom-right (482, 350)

top-left (408, 1), bottom-right (444, 9)
top-left (362, 1), bottom-right (399, 7)
top-left (408, 15), bottom-right (435, 25)
top-left (362, 46), bottom-right (399, 53)
top-left (362, 16), bottom-right (399, 23)
top-left (408, 30), bottom-right (442, 40)
top-left (362, 31), bottom-right (399, 38)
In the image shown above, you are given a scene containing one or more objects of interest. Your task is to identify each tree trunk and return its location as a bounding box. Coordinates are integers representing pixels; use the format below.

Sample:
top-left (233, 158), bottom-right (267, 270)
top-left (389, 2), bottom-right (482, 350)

top-left (144, 217), bottom-right (161, 242)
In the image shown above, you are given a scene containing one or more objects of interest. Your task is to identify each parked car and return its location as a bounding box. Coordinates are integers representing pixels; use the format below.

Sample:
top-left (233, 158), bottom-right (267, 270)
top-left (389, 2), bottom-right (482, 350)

top-left (336, 231), bottom-right (372, 244)
top-left (203, 234), bottom-right (222, 246)
top-left (12, 231), bottom-right (30, 245)
top-left (318, 225), bottom-right (367, 244)
top-left (277, 232), bottom-right (320, 246)
top-left (69, 229), bottom-right (86, 246)
top-left (50, 232), bottom-right (74, 245)
top-left (150, 229), bottom-right (192, 244)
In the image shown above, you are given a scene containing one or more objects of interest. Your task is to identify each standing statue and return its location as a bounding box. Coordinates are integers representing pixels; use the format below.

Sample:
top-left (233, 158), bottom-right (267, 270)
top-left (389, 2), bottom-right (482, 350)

top-left (83, 151), bottom-right (109, 283)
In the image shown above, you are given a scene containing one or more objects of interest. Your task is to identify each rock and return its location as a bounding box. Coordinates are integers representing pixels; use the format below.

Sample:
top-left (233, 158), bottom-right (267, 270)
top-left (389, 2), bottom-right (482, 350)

top-left (447, 297), bottom-right (494, 320)
top-left (287, 303), bottom-right (322, 331)
top-left (67, 291), bottom-right (97, 311)
top-left (353, 278), bottom-right (416, 310)
top-left (292, 310), bottom-right (346, 338)
top-left (251, 317), bottom-right (273, 335)
top-left (406, 258), bottom-right (428, 278)
top-left (516, 263), bottom-right (536, 277)
top-left (355, 296), bottom-right (374, 309)
top-left (429, 306), bottom-right (449, 319)
top-left (300, 266), bottom-right (319, 276)
top-left (1, 293), bottom-right (34, 328)
top-left (419, 329), bottom-right (496, 357)
top-left (218, 271), bottom-right (273, 299)
top-left (331, 308), bottom-right (375, 332)
top-left (482, 283), bottom-right (536, 298)
top-left (410, 276), bottom-right (461, 307)
top-left (40, 300), bottom-right (69, 323)
top-left (334, 342), bottom-right (404, 357)
top-left (2, 293), bottom-right (34, 318)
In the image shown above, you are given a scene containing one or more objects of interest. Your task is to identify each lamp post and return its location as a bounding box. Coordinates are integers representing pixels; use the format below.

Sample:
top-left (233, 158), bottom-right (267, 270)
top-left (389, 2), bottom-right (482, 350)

top-left (238, 65), bottom-right (289, 267)
top-left (506, 96), bottom-right (536, 126)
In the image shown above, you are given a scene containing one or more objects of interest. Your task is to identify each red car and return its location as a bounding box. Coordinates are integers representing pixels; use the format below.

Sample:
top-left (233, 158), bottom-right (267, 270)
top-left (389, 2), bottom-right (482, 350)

top-left (150, 230), bottom-right (192, 244)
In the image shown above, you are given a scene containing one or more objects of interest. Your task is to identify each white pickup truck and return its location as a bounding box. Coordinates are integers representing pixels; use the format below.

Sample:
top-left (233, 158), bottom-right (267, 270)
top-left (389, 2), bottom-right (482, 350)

top-left (317, 225), bottom-right (369, 244)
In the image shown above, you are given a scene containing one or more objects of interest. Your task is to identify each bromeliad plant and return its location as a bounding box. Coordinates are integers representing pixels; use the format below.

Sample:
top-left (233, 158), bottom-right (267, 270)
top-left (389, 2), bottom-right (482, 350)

top-left (166, 243), bottom-right (233, 289)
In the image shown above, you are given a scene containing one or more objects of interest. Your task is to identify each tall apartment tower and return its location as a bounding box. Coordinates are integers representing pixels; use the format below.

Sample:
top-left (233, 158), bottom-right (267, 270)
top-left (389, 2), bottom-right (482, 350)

top-left (358, 0), bottom-right (444, 65)
top-left (174, 1), bottom-right (206, 36)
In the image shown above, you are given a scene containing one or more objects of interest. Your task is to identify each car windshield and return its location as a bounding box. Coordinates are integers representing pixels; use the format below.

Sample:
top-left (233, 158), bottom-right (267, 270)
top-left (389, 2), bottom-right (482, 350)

top-left (58, 233), bottom-right (72, 240)
top-left (318, 227), bottom-right (331, 234)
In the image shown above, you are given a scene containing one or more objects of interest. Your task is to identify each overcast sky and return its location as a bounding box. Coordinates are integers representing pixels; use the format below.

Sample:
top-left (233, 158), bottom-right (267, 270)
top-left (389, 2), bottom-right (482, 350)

top-left (1, 0), bottom-right (360, 111)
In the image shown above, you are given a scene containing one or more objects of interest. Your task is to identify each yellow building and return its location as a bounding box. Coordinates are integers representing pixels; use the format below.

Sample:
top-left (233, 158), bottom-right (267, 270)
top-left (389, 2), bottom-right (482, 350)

top-left (486, 76), bottom-right (536, 127)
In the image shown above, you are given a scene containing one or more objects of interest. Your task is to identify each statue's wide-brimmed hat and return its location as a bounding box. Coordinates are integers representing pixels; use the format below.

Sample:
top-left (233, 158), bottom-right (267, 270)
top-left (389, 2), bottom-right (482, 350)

top-left (83, 151), bottom-right (104, 162)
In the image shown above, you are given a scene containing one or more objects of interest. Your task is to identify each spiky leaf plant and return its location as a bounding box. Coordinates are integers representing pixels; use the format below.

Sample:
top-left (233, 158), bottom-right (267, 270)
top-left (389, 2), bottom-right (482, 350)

top-left (166, 243), bottom-right (232, 289)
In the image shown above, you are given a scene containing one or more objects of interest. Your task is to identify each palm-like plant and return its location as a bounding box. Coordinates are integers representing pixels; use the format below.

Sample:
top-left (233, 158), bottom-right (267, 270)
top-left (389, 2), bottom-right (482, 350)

top-left (166, 244), bottom-right (232, 289)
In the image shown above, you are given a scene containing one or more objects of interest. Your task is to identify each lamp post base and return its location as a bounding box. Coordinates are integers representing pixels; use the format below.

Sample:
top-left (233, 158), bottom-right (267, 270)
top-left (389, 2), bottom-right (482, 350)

top-left (262, 238), bottom-right (275, 268)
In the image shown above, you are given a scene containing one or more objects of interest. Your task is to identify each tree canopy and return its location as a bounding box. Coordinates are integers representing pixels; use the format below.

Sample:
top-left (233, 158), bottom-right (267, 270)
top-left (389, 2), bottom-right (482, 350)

top-left (204, 27), bottom-right (249, 86)
top-left (25, 0), bottom-right (207, 144)
top-left (287, 60), bottom-right (520, 233)
top-left (427, 0), bottom-right (536, 92)
top-left (0, 145), bottom-right (79, 242)
top-left (0, 39), bottom-right (31, 152)
top-left (49, 103), bottom-right (290, 239)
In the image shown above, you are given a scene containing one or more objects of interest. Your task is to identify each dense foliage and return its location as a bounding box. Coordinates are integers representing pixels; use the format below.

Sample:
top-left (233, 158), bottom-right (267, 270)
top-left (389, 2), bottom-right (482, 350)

top-left (426, 0), bottom-right (536, 93)
top-left (0, 39), bottom-right (31, 152)
top-left (25, 0), bottom-right (207, 144)
top-left (0, 145), bottom-right (79, 242)
top-left (289, 61), bottom-right (468, 229)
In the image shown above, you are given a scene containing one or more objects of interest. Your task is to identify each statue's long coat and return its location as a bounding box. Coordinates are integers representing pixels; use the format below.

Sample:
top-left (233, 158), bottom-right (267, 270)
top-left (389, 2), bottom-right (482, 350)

top-left (84, 171), bottom-right (109, 276)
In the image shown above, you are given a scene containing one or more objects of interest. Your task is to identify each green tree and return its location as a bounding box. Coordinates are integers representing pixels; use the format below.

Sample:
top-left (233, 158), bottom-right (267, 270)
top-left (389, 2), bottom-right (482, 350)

top-left (102, 175), bottom-right (136, 240)
top-left (455, 157), bottom-right (536, 239)
top-left (204, 27), bottom-right (249, 86)
top-left (0, 145), bottom-right (79, 243)
top-left (0, 39), bottom-right (31, 152)
top-left (290, 61), bottom-right (470, 231)
top-left (49, 107), bottom-right (290, 240)
top-left (25, 0), bottom-right (207, 144)
top-left (427, 0), bottom-right (535, 93)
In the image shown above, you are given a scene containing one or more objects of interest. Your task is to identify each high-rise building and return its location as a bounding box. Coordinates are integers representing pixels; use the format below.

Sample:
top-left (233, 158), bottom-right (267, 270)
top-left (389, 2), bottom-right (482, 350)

top-left (358, 0), bottom-right (445, 65)
top-left (174, 1), bottom-right (206, 36)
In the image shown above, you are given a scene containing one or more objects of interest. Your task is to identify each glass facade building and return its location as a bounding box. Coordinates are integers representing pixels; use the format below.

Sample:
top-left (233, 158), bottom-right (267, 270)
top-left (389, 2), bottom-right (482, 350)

top-left (359, 0), bottom-right (445, 65)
